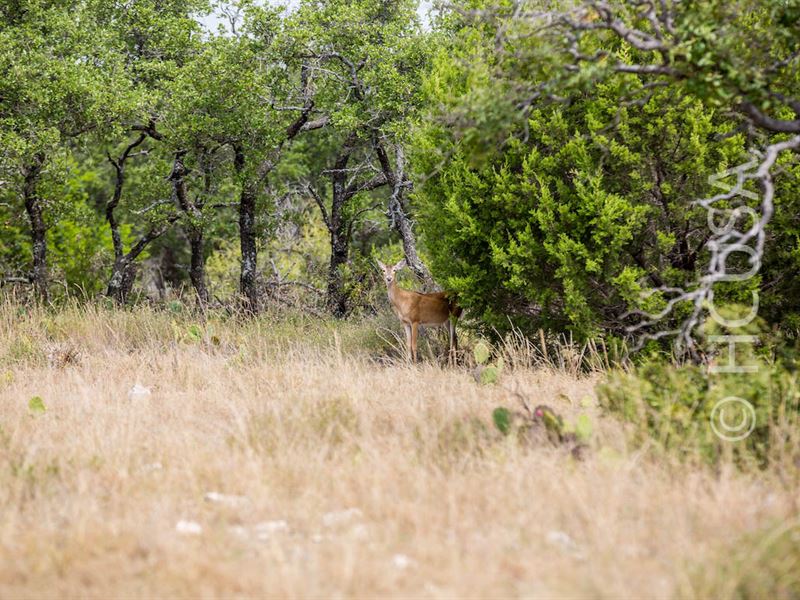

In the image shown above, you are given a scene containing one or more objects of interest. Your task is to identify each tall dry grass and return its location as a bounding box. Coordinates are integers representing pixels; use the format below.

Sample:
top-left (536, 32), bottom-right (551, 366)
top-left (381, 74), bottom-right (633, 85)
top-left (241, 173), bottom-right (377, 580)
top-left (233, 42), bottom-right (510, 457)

top-left (0, 300), bottom-right (797, 598)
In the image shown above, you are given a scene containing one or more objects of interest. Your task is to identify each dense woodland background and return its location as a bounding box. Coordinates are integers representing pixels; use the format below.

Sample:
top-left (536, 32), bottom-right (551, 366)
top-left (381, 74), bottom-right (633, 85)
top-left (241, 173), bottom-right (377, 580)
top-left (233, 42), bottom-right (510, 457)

top-left (2, 0), bottom-right (800, 343)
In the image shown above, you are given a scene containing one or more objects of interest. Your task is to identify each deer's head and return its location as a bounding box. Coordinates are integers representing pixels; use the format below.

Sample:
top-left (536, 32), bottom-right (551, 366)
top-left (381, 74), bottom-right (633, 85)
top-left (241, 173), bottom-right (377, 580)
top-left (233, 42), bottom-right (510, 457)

top-left (377, 258), bottom-right (406, 287)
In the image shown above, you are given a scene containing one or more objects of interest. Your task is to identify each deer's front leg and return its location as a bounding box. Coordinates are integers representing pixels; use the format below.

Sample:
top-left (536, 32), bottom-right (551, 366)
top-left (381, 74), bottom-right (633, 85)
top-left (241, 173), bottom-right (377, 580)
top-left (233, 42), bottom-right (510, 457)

top-left (410, 322), bottom-right (419, 362)
top-left (403, 323), bottom-right (412, 362)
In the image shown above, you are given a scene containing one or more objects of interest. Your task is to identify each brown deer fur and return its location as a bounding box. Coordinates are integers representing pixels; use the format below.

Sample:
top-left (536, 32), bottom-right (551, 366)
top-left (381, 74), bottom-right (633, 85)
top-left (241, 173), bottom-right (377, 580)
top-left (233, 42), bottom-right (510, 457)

top-left (377, 259), bottom-right (461, 363)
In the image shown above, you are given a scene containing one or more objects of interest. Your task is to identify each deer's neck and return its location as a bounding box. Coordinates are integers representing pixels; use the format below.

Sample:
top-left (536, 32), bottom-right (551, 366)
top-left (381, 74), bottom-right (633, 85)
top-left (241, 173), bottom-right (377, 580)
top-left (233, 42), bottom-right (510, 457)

top-left (387, 279), bottom-right (406, 308)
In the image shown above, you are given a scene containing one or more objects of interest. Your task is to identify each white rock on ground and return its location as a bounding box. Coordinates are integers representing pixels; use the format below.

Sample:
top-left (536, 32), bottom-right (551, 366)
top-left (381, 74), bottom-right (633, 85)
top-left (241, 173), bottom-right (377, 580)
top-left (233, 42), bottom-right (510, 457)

top-left (175, 520), bottom-right (203, 535)
top-left (546, 530), bottom-right (585, 559)
top-left (392, 553), bottom-right (414, 570)
top-left (204, 491), bottom-right (248, 506)
top-left (253, 520), bottom-right (290, 540)
top-left (128, 384), bottom-right (152, 402)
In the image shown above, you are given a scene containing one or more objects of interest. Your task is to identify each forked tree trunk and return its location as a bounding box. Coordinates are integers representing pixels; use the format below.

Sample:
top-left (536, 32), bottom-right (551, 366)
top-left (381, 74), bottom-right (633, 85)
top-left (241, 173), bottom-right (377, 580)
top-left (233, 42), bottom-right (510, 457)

top-left (228, 70), bottom-right (327, 316)
top-left (105, 133), bottom-right (148, 305)
top-left (23, 154), bottom-right (48, 302)
top-left (314, 134), bottom-right (389, 317)
top-left (169, 150), bottom-right (210, 309)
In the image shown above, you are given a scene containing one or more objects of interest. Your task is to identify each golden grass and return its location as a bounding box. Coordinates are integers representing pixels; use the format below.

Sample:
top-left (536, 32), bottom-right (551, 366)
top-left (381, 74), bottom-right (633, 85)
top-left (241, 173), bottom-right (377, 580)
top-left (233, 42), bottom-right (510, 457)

top-left (0, 300), bottom-right (798, 598)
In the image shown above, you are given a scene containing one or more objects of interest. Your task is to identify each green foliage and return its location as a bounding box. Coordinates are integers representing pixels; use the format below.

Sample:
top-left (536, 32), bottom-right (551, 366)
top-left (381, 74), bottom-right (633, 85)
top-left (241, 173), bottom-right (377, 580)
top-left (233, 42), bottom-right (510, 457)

top-left (412, 0), bottom-right (800, 344)
top-left (28, 396), bottom-right (46, 416)
top-left (574, 414), bottom-right (593, 443)
top-left (473, 340), bottom-right (503, 384)
top-left (414, 63), bottom-right (749, 337)
top-left (186, 324), bottom-right (203, 342)
top-left (1, 0), bottom-right (797, 346)
top-left (490, 402), bottom-right (593, 457)
top-left (473, 341), bottom-right (490, 365)
top-left (492, 406), bottom-right (512, 435)
top-left (479, 365), bottom-right (499, 385)
top-left (598, 350), bottom-right (800, 465)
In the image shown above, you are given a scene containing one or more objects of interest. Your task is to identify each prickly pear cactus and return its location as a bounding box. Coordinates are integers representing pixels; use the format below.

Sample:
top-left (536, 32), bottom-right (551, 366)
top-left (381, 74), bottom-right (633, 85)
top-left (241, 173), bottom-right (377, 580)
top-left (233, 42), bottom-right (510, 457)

top-left (473, 341), bottom-right (503, 385)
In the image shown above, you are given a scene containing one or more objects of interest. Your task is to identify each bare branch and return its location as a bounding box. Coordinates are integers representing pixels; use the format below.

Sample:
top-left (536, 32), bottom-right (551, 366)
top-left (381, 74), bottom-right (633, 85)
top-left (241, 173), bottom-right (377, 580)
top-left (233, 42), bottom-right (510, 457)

top-left (133, 199), bottom-right (172, 215)
top-left (738, 102), bottom-right (800, 134)
top-left (344, 172), bottom-right (388, 199)
top-left (306, 183), bottom-right (331, 231)
top-left (300, 115), bottom-right (330, 132)
top-left (126, 213), bottom-right (181, 261)
top-left (130, 120), bottom-right (164, 141)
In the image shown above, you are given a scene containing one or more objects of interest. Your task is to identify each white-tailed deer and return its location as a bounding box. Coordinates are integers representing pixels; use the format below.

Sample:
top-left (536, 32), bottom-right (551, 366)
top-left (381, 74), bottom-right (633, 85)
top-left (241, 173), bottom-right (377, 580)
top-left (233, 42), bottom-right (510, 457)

top-left (377, 259), bottom-right (461, 363)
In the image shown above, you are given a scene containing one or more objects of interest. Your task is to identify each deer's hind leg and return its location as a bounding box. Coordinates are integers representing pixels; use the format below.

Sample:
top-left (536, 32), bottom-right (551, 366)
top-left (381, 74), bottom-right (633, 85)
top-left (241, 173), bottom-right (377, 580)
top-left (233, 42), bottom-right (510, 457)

top-left (447, 317), bottom-right (459, 366)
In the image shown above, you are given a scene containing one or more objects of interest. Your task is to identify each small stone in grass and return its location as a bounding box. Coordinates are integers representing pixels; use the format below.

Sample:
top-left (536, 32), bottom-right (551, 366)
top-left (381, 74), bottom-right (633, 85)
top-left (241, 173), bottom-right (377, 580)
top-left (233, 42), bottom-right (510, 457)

top-left (392, 553), bottom-right (413, 570)
top-left (175, 520), bottom-right (203, 535)
top-left (254, 520), bottom-right (290, 540)
top-left (546, 530), bottom-right (585, 559)
top-left (204, 491), bottom-right (248, 506)
top-left (128, 384), bottom-right (152, 402)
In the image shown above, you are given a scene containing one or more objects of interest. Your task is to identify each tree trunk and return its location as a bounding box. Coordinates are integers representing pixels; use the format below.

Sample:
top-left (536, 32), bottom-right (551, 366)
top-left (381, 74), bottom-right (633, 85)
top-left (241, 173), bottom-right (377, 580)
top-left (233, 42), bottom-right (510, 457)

top-left (169, 150), bottom-right (209, 310)
top-left (105, 133), bottom-right (148, 305)
top-left (238, 182), bottom-right (258, 313)
top-left (325, 145), bottom-right (351, 318)
top-left (23, 154), bottom-right (48, 301)
top-left (226, 70), bottom-right (327, 315)
top-left (107, 257), bottom-right (136, 304)
top-left (327, 228), bottom-right (349, 318)
top-left (392, 202), bottom-right (430, 282)
top-left (189, 231), bottom-right (209, 308)
top-left (316, 133), bottom-right (389, 317)
top-left (234, 145), bottom-right (259, 313)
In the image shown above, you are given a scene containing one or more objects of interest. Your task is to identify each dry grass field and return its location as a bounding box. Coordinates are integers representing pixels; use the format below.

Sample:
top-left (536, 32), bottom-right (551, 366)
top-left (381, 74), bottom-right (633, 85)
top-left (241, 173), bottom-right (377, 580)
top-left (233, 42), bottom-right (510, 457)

top-left (0, 300), bottom-right (798, 599)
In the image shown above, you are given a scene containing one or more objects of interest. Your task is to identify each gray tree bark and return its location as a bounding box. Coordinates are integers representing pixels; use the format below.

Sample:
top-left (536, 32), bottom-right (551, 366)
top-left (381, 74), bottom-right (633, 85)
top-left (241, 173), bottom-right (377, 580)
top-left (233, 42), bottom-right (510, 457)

top-left (23, 153), bottom-right (48, 302)
top-left (374, 141), bottom-right (432, 285)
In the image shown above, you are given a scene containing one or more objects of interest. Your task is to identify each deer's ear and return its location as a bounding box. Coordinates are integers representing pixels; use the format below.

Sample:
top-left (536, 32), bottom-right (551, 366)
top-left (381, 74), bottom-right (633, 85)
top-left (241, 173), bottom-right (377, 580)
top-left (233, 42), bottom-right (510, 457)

top-left (376, 259), bottom-right (386, 271)
top-left (392, 258), bottom-right (407, 271)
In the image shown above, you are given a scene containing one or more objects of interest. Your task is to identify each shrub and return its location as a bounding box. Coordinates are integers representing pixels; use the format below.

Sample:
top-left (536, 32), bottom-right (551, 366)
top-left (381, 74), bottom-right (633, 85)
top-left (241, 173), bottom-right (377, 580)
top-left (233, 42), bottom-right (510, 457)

top-left (598, 355), bottom-right (800, 466)
top-left (414, 52), bottom-right (751, 339)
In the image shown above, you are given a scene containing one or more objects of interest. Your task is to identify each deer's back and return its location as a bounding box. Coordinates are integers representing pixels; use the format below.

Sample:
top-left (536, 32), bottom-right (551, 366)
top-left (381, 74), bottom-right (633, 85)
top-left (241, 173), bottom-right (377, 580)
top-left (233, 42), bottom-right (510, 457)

top-left (393, 288), bottom-right (459, 325)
